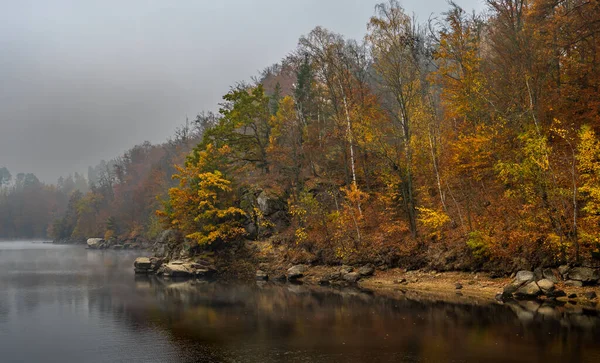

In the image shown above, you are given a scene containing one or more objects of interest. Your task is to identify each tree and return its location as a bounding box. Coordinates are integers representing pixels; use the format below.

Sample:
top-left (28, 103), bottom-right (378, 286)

top-left (158, 144), bottom-right (246, 246)
top-left (0, 167), bottom-right (11, 187)
top-left (367, 0), bottom-right (424, 236)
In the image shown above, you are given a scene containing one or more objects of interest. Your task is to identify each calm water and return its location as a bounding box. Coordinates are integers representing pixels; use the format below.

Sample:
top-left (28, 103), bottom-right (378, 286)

top-left (1, 241), bottom-right (599, 363)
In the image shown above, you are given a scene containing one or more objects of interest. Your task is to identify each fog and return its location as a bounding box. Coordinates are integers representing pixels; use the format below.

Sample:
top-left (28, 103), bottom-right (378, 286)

top-left (0, 0), bottom-right (485, 182)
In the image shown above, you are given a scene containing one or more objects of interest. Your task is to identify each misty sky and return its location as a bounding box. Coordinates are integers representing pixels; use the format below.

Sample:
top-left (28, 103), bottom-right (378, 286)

top-left (0, 0), bottom-right (485, 182)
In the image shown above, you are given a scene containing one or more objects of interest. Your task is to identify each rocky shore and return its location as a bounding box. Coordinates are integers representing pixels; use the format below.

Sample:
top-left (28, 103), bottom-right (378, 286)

top-left (85, 237), bottom-right (151, 250)
top-left (132, 230), bottom-right (600, 310)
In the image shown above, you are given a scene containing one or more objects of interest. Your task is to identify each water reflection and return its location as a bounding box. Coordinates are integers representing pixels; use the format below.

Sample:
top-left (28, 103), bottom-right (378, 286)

top-left (0, 241), bottom-right (599, 363)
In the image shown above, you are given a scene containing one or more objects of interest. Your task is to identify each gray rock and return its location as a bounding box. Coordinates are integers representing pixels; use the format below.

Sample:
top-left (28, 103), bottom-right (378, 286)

top-left (86, 238), bottom-right (103, 249)
top-left (536, 279), bottom-right (555, 293)
top-left (503, 281), bottom-right (524, 295)
top-left (542, 268), bottom-right (559, 283)
top-left (583, 291), bottom-right (597, 300)
top-left (286, 265), bottom-right (308, 280)
top-left (515, 270), bottom-right (534, 283)
top-left (343, 272), bottom-right (361, 283)
top-left (157, 229), bottom-right (181, 245)
top-left (160, 263), bottom-right (193, 278)
top-left (567, 267), bottom-right (600, 283)
top-left (533, 267), bottom-right (543, 281)
top-left (565, 279), bottom-right (583, 287)
top-left (340, 265), bottom-right (353, 274)
top-left (358, 264), bottom-right (375, 277)
top-left (515, 281), bottom-right (541, 298)
top-left (134, 257), bottom-right (152, 270)
top-left (256, 270), bottom-right (268, 281)
top-left (558, 265), bottom-right (570, 276)
top-left (257, 191), bottom-right (284, 216)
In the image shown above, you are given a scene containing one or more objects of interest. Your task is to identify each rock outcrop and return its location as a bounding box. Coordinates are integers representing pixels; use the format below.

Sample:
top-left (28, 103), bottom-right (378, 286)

top-left (501, 266), bottom-right (600, 301)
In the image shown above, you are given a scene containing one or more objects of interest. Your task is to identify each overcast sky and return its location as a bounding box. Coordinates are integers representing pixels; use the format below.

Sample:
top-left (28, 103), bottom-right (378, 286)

top-left (0, 0), bottom-right (485, 182)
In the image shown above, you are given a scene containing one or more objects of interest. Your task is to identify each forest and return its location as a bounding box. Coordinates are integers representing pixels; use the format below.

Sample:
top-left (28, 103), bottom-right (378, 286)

top-left (1, 0), bottom-right (599, 272)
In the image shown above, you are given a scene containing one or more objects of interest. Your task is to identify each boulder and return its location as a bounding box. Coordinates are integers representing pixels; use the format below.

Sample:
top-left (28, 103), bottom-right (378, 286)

top-left (583, 291), bottom-right (597, 300)
top-left (134, 257), bottom-right (152, 269)
top-left (343, 272), bottom-right (361, 283)
top-left (503, 281), bottom-right (525, 295)
top-left (340, 265), bottom-right (353, 274)
top-left (157, 229), bottom-right (181, 245)
top-left (358, 264), bottom-right (375, 277)
top-left (112, 244), bottom-right (124, 250)
top-left (558, 265), bottom-right (570, 276)
top-left (161, 263), bottom-right (193, 278)
top-left (256, 270), bottom-right (269, 281)
top-left (256, 191), bottom-right (284, 216)
top-left (565, 279), bottom-right (583, 287)
top-left (536, 279), bottom-right (555, 293)
top-left (286, 265), bottom-right (308, 281)
top-left (319, 272), bottom-right (341, 285)
top-left (86, 238), bottom-right (103, 249)
top-left (542, 268), bottom-right (559, 283)
top-left (515, 281), bottom-right (541, 298)
top-left (567, 267), bottom-right (600, 283)
top-left (533, 267), bottom-right (544, 281)
top-left (515, 270), bottom-right (534, 283)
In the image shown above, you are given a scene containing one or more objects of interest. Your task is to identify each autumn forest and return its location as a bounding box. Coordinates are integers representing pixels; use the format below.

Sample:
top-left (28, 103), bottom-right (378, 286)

top-left (2, 0), bottom-right (600, 272)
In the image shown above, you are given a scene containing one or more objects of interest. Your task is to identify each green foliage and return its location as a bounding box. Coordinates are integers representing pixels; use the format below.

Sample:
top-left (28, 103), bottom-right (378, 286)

top-left (466, 230), bottom-right (490, 259)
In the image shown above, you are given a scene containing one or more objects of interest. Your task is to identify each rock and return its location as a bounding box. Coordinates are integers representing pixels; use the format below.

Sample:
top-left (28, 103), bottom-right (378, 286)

top-left (542, 268), bottom-right (559, 283)
top-left (515, 270), bottom-right (534, 283)
top-left (343, 272), bottom-right (361, 283)
top-left (583, 291), bottom-right (597, 300)
top-left (112, 244), bottom-right (123, 250)
top-left (503, 280), bottom-right (526, 295)
top-left (157, 229), bottom-right (181, 245)
top-left (567, 267), bottom-right (600, 283)
top-left (565, 280), bottom-right (583, 287)
top-left (86, 238), bottom-right (103, 249)
top-left (256, 270), bottom-right (268, 281)
top-left (256, 191), bottom-right (284, 216)
top-left (286, 265), bottom-right (308, 281)
top-left (536, 279), bottom-right (555, 294)
top-left (515, 281), bottom-right (541, 298)
top-left (533, 267), bottom-right (543, 281)
top-left (320, 272), bottom-right (341, 285)
top-left (455, 283), bottom-right (463, 290)
top-left (558, 265), bottom-right (570, 276)
top-left (393, 278), bottom-right (407, 284)
top-left (340, 265), bottom-right (353, 274)
top-left (358, 264), bottom-right (375, 277)
top-left (568, 293), bottom-right (578, 299)
top-left (170, 260), bottom-right (185, 265)
top-left (161, 263), bottom-right (193, 278)
top-left (134, 257), bottom-right (152, 269)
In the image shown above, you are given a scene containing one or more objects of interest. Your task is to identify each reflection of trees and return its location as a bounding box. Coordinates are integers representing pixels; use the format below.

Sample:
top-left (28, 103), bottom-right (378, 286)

top-left (2, 245), bottom-right (600, 362)
top-left (97, 278), bottom-right (600, 363)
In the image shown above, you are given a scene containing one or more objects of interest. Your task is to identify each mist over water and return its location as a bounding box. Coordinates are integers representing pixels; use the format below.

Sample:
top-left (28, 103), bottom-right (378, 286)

top-left (0, 241), bottom-right (598, 363)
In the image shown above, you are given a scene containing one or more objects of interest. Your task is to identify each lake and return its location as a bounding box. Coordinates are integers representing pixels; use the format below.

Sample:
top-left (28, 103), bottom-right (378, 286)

top-left (0, 241), bottom-right (599, 363)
